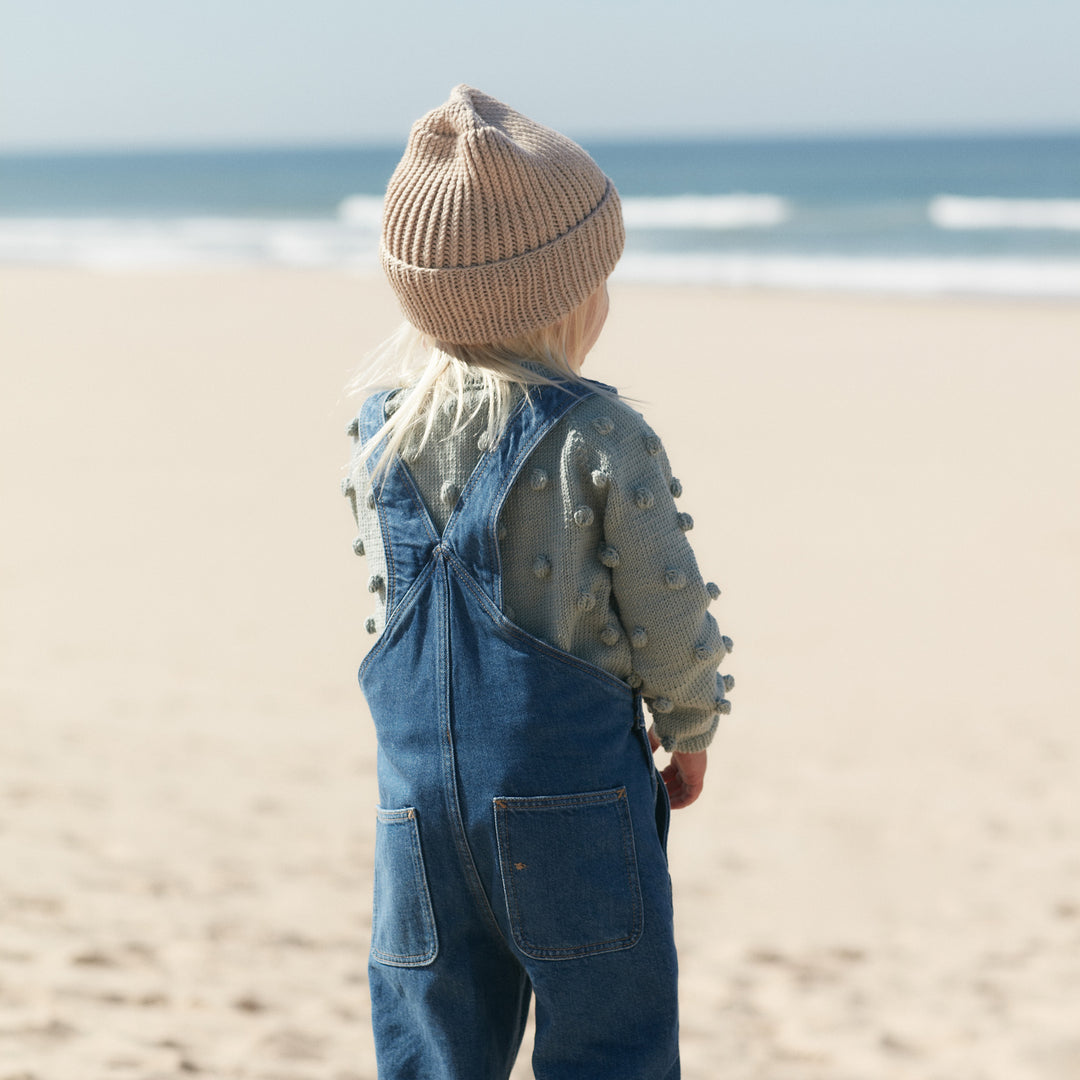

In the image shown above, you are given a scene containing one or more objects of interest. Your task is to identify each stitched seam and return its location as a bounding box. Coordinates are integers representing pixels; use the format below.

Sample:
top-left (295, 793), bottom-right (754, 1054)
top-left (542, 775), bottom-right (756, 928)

top-left (360, 391), bottom-right (440, 618)
top-left (381, 459), bottom-right (440, 616)
top-left (371, 811), bottom-right (438, 965)
top-left (494, 791), bottom-right (643, 959)
top-left (361, 391), bottom-right (398, 617)
top-left (445, 555), bottom-right (632, 696)
top-left (507, 803), bottom-right (638, 955)
top-left (434, 557), bottom-right (507, 942)
top-left (357, 559), bottom-right (437, 684)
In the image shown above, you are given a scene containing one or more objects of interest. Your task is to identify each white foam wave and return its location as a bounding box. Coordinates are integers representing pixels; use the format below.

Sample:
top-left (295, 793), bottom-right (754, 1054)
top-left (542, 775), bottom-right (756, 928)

top-left (930, 196), bottom-right (1080, 232)
top-left (4, 217), bottom-right (1080, 297)
top-left (0, 216), bottom-right (380, 271)
top-left (614, 253), bottom-right (1080, 298)
top-left (337, 195), bottom-right (385, 227)
top-left (336, 192), bottom-right (790, 231)
top-left (622, 194), bottom-right (789, 229)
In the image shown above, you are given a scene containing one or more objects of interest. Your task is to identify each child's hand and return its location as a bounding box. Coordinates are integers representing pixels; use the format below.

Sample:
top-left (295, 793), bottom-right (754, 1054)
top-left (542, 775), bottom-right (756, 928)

top-left (647, 727), bottom-right (707, 808)
top-left (661, 751), bottom-right (707, 808)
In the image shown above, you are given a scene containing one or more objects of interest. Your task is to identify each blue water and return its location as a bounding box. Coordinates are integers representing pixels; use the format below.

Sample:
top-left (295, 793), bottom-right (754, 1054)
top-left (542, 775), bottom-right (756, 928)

top-left (2, 132), bottom-right (1079, 295)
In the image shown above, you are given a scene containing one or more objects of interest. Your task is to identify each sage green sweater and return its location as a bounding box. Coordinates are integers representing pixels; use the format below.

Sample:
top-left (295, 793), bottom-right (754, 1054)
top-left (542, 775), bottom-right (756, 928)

top-left (343, 384), bottom-right (733, 753)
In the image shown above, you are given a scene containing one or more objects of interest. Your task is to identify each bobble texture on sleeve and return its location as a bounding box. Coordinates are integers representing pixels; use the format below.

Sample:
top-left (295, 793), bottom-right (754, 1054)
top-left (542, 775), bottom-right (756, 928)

top-left (585, 400), bottom-right (729, 751)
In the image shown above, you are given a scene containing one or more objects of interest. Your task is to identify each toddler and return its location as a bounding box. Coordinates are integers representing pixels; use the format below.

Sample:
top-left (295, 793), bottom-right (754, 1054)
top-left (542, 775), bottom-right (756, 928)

top-left (343, 85), bottom-right (733, 1080)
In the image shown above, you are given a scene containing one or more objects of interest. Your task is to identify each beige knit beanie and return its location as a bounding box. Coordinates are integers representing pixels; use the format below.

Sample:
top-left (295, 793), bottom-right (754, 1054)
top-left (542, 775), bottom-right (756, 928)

top-left (380, 84), bottom-right (624, 345)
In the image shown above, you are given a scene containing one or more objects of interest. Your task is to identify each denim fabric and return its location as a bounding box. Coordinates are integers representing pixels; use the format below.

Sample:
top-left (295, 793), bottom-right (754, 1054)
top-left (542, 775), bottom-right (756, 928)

top-left (371, 807), bottom-right (438, 966)
top-left (357, 380), bottom-right (680, 1080)
top-left (494, 788), bottom-right (642, 959)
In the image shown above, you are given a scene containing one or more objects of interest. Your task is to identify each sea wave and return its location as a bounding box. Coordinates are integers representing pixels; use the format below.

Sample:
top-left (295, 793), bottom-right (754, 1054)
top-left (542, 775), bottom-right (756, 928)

top-left (929, 196), bottom-right (1080, 232)
top-left (621, 195), bottom-right (789, 229)
top-left (337, 193), bottom-right (791, 231)
top-left (336, 195), bottom-right (386, 228)
top-left (0, 217), bottom-right (379, 270)
top-left (3, 217), bottom-right (1079, 297)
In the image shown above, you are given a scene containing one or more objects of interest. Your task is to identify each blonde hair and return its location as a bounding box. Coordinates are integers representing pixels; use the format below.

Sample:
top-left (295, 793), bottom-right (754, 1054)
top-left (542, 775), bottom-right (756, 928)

top-left (347, 285), bottom-right (612, 486)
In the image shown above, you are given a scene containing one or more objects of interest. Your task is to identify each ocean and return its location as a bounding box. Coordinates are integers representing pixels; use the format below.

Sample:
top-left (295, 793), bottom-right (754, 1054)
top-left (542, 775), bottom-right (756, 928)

top-left (2, 132), bottom-right (1079, 297)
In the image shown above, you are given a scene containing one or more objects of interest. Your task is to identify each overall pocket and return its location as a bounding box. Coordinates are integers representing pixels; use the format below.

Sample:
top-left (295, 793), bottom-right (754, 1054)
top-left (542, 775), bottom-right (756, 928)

top-left (371, 807), bottom-right (438, 967)
top-left (493, 787), bottom-right (643, 960)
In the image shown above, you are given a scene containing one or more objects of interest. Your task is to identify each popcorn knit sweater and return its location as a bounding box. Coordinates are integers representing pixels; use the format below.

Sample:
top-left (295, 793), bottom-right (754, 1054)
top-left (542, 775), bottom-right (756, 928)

top-left (344, 384), bottom-right (733, 753)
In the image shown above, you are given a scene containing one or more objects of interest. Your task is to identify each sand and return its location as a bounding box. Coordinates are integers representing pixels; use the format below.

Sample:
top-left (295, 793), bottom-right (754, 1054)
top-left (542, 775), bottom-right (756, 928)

top-left (1, 268), bottom-right (1078, 1080)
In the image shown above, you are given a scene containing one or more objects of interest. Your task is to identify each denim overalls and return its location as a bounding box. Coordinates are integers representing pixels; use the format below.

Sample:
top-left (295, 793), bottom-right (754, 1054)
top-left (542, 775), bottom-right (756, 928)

top-left (356, 379), bottom-right (679, 1080)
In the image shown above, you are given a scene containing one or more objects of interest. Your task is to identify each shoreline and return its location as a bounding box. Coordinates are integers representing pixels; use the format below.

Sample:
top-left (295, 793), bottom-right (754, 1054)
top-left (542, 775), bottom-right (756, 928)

top-left (5, 261), bottom-right (1080, 308)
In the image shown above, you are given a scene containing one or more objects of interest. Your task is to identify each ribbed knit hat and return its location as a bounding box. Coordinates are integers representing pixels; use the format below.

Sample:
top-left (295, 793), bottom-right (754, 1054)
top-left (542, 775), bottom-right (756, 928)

top-left (380, 84), bottom-right (624, 345)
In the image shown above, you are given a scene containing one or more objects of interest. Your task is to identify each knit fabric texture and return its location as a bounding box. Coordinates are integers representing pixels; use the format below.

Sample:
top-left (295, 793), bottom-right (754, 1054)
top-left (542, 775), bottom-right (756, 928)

top-left (344, 385), bottom-right (732, 753)
top-left (380, 85), bottom-right (625, 344)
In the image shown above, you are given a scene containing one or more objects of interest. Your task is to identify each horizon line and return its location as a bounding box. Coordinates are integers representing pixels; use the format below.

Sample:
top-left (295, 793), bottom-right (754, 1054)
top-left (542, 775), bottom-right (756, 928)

top-left (2, 123), bottom-right (1080, 158)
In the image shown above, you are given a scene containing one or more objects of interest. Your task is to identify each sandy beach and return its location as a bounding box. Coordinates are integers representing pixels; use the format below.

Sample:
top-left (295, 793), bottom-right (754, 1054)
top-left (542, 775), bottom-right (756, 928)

top-left (2, 268), bottom-right (1078, 1080)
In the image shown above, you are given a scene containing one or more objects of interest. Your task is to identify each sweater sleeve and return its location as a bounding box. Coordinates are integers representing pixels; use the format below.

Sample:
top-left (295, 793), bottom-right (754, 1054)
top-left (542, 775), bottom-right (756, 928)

top-left (599, 406), bottom-right (732, 753)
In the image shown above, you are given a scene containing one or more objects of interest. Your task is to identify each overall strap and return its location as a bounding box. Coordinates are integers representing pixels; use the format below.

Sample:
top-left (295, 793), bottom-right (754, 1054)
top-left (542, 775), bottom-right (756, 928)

top-left (441, 379), bottom-right (603, 606)
top-left (358, 390), bottom-right (440, 617)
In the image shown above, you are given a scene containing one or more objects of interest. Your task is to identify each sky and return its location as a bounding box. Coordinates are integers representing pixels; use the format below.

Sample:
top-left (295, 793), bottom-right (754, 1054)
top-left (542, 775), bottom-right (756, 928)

top-left (2, 0), bottom-right (1079, 152)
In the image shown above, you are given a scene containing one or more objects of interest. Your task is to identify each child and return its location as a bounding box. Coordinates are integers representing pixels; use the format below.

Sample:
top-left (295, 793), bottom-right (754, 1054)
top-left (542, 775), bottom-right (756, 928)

top-left (343, 85), bottom-right (733, 1080)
